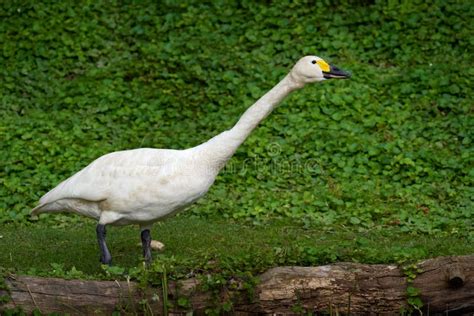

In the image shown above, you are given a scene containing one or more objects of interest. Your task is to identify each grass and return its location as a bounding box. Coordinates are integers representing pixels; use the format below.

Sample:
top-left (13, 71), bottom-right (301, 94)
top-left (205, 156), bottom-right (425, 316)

top-left (1, 215), bottom-right (472, 279)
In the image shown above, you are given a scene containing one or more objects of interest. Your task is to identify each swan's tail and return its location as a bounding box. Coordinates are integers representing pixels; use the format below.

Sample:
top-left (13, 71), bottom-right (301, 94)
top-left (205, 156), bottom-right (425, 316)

top-left (31, 204), bottom-right (44, 216)
top-left (31, 202), bottom-right (59, 216)
top-left (31, 199), bottom-right (102, 220)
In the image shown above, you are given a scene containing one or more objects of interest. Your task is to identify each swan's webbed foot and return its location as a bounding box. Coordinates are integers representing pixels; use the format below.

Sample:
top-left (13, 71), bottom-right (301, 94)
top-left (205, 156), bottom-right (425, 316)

top-left (141, 229), bottom-right (152, 265)
top-left (96, 224), bottom-right (112, 265)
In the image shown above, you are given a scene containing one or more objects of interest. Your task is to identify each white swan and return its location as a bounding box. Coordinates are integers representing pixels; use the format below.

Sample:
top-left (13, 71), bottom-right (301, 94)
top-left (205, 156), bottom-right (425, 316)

top-left (32, 56), bottom-right (350, 264)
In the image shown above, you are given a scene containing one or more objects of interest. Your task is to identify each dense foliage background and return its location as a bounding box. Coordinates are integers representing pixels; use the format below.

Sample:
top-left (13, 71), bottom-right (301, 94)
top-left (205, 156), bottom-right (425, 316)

top-left (1, 0), bottom-right (472, 237)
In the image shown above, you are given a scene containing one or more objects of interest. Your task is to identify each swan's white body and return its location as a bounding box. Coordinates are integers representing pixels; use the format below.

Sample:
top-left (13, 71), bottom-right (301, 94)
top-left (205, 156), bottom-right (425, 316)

top-left (34, 133), bottom-right (238, 226)
top-left (34, 148), bottom-right (217, 225)
top-left (32, 56), bottom-right (349, 259)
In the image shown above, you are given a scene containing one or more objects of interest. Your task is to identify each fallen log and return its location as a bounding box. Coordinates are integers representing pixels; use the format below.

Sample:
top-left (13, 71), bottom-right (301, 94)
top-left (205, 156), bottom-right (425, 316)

top-left (1, 255), bottom-right (473, 315)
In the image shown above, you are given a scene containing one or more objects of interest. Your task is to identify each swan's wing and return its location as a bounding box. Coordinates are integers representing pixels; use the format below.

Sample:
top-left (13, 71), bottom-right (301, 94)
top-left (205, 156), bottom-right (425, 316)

top-left (34, 148), bottom-right (178, 210)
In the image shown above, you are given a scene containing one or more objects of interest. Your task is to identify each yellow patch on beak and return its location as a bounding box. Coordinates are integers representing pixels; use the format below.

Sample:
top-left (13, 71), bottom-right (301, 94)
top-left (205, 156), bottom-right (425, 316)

top-left (317, 60), bottom-right (330, 72)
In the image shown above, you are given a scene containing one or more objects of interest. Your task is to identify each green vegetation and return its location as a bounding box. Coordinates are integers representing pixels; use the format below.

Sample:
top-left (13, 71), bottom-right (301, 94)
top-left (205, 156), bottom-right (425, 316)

top-left (1, 217), bottom-right (473, 277)
top-left (2, 216), bottom-right (473, 314)
top-left (0, 0), bottom-right (472, 288)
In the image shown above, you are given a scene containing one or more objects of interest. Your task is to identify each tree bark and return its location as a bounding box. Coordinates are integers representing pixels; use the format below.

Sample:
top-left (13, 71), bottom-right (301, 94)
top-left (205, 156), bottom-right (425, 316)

top-left (1, 255), bottom-right (473, 315)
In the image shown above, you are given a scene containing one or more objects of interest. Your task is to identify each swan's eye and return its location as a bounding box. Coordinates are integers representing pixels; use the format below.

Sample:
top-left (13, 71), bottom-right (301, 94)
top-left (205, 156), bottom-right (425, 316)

top-left (311, 60), bottom-right (317, 64)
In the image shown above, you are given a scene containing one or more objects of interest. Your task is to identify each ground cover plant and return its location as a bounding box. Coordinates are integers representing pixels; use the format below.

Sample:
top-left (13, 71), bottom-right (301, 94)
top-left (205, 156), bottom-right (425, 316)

top-left (1, 217), bottom-right (474, 276)
top-left (0, 0), bottom-right (473, 291)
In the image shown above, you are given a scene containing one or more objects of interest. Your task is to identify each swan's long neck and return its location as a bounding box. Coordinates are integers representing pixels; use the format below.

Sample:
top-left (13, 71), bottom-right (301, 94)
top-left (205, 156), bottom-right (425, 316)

top-left (194, 72), bottom-right (303, 171)
top-left (229, 73), bottom-right (302, 143)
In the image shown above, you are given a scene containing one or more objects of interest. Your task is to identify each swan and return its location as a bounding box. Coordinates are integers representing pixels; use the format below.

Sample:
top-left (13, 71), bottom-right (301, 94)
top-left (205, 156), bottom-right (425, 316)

top-left (31, 56), bottom-right (350, 265)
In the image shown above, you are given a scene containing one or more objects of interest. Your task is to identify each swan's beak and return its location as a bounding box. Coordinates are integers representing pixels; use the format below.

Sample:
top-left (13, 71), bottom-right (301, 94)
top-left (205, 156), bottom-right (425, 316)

top-left (323, 65), bottom-right (351, 79)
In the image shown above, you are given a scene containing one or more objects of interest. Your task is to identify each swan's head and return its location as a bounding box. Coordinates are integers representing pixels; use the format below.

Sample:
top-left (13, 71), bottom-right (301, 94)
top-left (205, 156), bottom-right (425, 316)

top-left (291, 56), bottom-right (350, 84)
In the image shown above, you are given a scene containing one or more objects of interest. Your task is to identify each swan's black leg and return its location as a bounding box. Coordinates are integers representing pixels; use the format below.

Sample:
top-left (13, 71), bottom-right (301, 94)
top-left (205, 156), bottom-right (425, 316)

top-left (141, 229), bottom-right (152, 265)
top-left (96, 224), bottom-right (112, 265)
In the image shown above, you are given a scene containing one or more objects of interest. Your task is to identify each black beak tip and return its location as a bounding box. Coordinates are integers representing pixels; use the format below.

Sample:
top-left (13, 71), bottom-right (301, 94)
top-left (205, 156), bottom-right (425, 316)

top-left (323, 65), bottom-right (351, 79)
